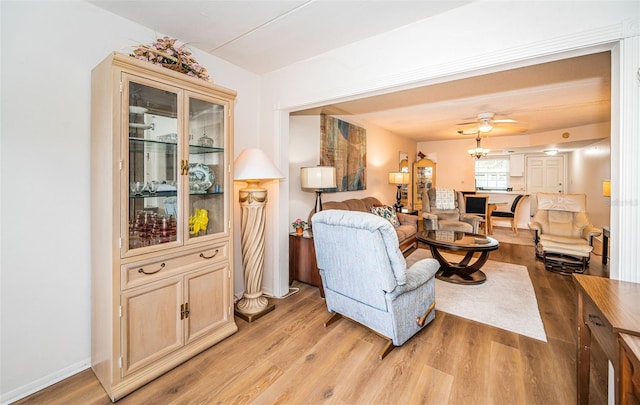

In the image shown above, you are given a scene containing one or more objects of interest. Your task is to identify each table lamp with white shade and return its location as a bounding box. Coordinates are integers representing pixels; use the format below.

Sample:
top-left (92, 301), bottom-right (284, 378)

top-left (388, 171), bottom-right (411, 212)
top-left (300, 166), bottom-right (336, 214)
top-left (233, 148), bottom-right (284, 322)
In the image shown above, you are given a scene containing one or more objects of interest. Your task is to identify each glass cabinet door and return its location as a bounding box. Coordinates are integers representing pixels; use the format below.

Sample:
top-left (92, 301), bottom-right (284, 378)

top-left (185, 95), bottom-right (226, 241)
top-left (125, 78), bottom-right (180, 253)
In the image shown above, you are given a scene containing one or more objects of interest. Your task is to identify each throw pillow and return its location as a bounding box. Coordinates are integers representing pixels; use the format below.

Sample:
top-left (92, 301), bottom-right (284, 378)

top-left (370, 205), bottom-right (401, 227)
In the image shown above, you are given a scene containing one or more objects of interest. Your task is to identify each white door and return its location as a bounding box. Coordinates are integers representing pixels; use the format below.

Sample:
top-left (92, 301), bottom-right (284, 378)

top-left (526, 155), bottom-right (566, 214)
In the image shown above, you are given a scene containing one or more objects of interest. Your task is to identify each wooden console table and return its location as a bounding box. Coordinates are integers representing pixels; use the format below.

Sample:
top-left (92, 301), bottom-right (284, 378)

top-left (574, 274), bottom-right (640, 404)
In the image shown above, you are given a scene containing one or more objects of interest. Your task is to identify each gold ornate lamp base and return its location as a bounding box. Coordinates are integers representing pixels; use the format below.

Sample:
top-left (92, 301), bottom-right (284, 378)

top-left (234, 180), bottom-right (275, 322)
top-left (234, 301), bottom-right (275, 323)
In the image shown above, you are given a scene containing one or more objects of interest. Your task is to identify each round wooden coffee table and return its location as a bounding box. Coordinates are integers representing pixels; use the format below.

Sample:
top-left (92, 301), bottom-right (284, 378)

top-left (417, 230), bottom-right (499, 285)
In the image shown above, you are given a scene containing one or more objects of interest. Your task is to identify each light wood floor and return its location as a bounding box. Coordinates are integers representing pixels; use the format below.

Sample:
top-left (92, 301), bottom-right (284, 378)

top-left (17, 242), bottom-right (609, 404)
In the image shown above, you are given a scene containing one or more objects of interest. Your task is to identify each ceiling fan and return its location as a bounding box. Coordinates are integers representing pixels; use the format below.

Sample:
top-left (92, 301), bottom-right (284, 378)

top-left (457, 112), bottom-right (518, 135)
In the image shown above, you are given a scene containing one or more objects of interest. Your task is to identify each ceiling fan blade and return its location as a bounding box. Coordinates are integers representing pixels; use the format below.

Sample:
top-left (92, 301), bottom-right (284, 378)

top-left (457, 129), bottom-right (478, 135)
top-left (493, 119), bottom-right (518, 124)
top-left (456, 121), bottom-right (477, 126)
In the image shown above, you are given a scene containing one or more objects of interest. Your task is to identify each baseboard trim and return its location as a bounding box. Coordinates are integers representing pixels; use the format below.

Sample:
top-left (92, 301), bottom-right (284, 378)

top-left (1, 358), bottom-right (90, 405)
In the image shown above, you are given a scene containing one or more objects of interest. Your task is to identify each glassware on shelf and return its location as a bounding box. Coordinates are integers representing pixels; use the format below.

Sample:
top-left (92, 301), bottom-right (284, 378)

top-left (198, 135), bottom-right (214, 147)
top-left (147, 181), bottom-right (158, 194)
top-left (130, 210), bottom-right (177, 247)
top-left (130, 181), bottom-right (144, 196)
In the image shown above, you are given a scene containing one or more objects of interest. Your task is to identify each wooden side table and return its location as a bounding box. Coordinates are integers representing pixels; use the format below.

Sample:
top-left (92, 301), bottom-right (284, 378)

top-left (289, 232), bottom-right (324, 297)
top-left (574, 274), bottom-right (640, 404)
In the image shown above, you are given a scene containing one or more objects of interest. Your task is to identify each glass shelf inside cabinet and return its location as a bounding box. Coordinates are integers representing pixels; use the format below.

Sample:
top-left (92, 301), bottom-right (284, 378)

top-left (189, 144), bottom-right (224, 154)
top-left (129, 137), bottom-right (178, 152)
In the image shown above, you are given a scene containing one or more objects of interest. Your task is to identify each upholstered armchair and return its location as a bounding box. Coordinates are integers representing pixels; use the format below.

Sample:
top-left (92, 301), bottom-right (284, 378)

top-left (421, 188), bottom-right (482, 233)
top-left (311, 210), bottom-right (439, 359)
top-left (528, 193), bottom-right (601, 274)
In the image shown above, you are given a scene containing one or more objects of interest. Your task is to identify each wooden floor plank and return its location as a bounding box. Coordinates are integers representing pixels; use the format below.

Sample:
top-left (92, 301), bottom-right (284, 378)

top-left (487, 341), bottom-right (527, 405)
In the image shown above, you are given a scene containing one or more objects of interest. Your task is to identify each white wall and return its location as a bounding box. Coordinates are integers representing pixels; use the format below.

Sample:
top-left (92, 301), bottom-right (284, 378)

top-left (568, 138), bottom-right (612, 229)
top-left (0, 2), bottom-right (260, 402)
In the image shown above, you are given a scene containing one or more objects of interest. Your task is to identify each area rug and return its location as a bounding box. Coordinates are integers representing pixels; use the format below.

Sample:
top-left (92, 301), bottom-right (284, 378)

top-left (406, 249), bottom-right (547, 342)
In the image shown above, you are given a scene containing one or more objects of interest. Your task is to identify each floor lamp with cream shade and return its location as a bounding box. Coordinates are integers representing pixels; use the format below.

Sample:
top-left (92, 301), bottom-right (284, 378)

top-left (233, 148), bottom-right (284, 322)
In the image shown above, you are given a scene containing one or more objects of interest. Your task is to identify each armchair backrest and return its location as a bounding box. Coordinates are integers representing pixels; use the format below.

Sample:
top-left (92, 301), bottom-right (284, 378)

top-left (311, 210), bottom-right (406, 311)
top-left (422, 188), bottom-right (466, 221)
top-left (531, 193), bottom-right (593, 238)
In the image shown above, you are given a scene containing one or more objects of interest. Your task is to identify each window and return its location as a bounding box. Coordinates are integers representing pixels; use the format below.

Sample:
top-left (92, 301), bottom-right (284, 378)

top-left (475, 158), bottom-right (509, 190)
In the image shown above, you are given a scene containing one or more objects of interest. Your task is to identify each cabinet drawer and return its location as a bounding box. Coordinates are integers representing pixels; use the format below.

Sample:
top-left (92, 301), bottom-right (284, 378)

top-left (122, 242), bottom-right (228, 290)
top-left (583, 295), bottom-right (615, 361)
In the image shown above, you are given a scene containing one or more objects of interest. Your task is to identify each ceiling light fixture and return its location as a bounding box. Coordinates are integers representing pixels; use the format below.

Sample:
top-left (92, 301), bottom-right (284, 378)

top-left (468, 133), bottom-right (490, 159)
top-left (545, 149), bottom-right (558, 155)
top-left (478, 119), bottom-right (493, 133)
top-left (478, 112), bottom-right (494, 133)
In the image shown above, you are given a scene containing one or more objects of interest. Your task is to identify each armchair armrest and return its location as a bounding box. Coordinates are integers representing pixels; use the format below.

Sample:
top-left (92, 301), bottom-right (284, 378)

top-left (461, 213), bottom-right (481, 223)
top-left (583, 226), bottom-right (602, 242)
top-left (422, 212), bottom-right (438, 230)
top-left (387, 259), bottom-right (439, 299)
top-left (461, 214), bottom-right (482, 233)
top-left (528, 221), bottom-right (543, 232)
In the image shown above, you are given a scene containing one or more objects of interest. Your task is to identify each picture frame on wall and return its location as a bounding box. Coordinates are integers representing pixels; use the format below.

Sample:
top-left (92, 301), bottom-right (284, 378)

top-left (320, 114), bottom-right (366, 192)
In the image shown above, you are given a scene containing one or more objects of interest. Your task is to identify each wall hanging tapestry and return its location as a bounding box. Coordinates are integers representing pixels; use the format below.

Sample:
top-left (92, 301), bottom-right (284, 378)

top-left (320, 114), bottom-right (366, 192)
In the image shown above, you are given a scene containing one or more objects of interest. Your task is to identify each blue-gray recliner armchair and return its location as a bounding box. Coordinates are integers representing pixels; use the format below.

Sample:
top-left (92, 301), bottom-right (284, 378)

top-left (311, 210), bottom-right (439, 359)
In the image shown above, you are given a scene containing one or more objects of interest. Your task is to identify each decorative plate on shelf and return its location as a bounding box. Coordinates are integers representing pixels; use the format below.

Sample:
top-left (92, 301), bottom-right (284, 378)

top-left (129, 106), bottom-right (148, 114)
top-left (188, 163), bottom-right (214, 193)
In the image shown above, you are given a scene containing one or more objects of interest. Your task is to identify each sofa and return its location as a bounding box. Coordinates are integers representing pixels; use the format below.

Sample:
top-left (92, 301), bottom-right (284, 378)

top-left (309, 196), bottom-right (418, 253)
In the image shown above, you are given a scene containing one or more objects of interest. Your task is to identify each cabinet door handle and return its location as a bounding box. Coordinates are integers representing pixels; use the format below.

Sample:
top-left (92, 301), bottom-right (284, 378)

top-left (184, 302), bottom-right (190, 319)
top-left (588, 313), bottom-right (604, 327)
top-left (200, 249), bottom-right (220, 260)
top-left (138, 262), bottom-right (166, 275)
top-left (181, 160), bottom-right (189, 175)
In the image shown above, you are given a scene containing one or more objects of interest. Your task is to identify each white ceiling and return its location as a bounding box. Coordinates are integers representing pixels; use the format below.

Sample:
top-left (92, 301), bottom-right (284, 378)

top-left (90, 0), bottom-right (472, 74)
top-left (90, 1), bottom-right (611, 151)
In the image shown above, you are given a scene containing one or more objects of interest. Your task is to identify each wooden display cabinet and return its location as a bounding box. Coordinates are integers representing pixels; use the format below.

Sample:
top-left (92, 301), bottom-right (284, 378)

top-left (91, 53), bottom-right (237, 401)
top-left (412, 158), bottom-right (436, 213)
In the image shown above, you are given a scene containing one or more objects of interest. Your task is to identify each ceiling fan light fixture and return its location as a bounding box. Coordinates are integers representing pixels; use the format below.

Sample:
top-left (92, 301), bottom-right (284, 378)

top-left (479, 121), bottom-right (493, 133)
top-left (468, 134), bottom-right (490, 159)
top-left (468, 147), bottom-right (490, 159)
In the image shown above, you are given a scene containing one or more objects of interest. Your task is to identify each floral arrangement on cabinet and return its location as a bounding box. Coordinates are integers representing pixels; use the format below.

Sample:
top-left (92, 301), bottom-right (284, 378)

top-left (130, 36), bottom-right (211, 82)
top-left (291, 218), bottom-right (308, 235)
